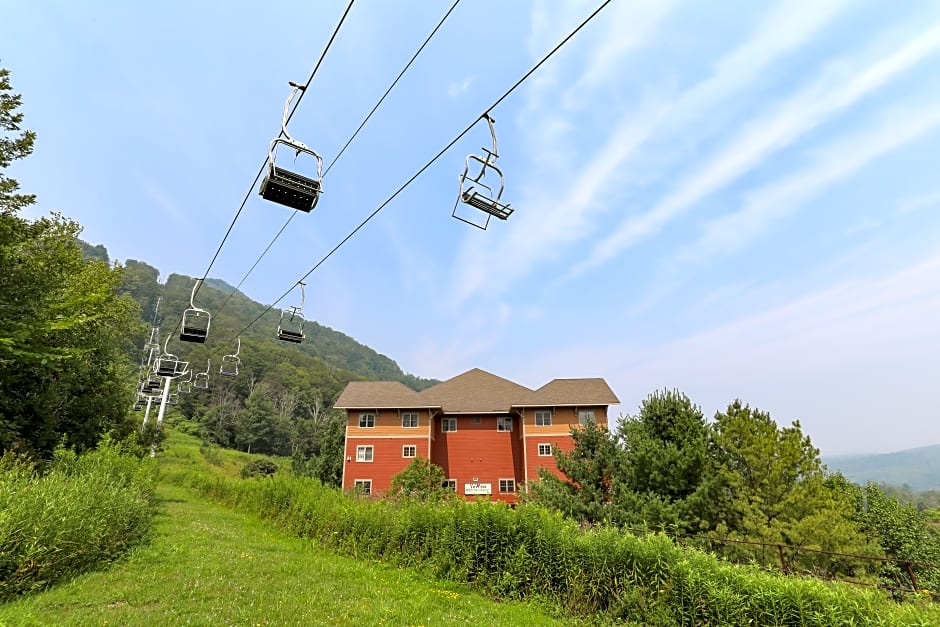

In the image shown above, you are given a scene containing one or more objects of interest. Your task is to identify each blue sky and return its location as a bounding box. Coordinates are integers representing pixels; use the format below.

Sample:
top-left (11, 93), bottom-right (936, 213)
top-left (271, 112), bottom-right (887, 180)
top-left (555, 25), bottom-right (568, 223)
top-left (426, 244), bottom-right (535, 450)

top-left (5, 0), bottom-right (940, 455)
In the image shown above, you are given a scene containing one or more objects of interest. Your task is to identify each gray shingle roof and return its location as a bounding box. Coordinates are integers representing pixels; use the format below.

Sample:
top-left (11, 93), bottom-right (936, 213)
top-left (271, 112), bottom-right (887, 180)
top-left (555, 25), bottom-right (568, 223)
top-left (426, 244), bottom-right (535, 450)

top-left (333, 381), bottom-right (436, 409)
top-left (417, 368), bottom-right (534, 413)
top-left (520, 378), bottom-right (620, 406)
top-left (333, 369), bottom-right (618, 413)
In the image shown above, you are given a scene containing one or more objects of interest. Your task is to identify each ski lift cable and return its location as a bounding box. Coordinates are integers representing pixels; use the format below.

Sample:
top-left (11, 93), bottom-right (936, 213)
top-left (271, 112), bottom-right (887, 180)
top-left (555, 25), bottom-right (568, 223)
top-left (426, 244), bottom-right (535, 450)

top-left (212, 0), bottom-right (461, 319)
top-left (193, 0), bottom-right (357, 297)
top-left (210, 0), bottom-right (614, 355)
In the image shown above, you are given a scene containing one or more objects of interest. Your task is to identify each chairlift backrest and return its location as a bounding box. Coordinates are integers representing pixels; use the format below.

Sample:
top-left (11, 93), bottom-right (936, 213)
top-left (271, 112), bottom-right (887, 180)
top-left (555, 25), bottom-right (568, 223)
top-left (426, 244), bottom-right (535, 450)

top-left (180, 279), bottom-right (211, 343)
top-left (277, 284), bottom-right (306, 343)
top-left (259, 82), bottom-right (324, 212)
top-left (452, 114), bottom-right (513, 230)
top-left (220, 355), bottom-right (239, 378)
top-left (220, 338), bottom-right (240, 378)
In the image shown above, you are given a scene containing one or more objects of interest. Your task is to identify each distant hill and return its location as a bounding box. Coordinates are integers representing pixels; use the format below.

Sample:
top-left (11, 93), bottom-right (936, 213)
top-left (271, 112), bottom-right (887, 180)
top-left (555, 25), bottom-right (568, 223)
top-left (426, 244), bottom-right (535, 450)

top-left (826, 444), bottom-right (940, 492)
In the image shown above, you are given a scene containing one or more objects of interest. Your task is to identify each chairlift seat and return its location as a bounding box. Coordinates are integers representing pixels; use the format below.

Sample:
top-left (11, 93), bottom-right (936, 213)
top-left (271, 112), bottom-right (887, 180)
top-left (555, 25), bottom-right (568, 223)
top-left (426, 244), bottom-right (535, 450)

top-left (178, 381), bottom-right (192, 394)
top-left (260, 166), bottom-right (321, 212)
top-left (180, 327), bottom-right (208, 343)
top-left (462, 190), bottom-right (513, 220)
top-left (155, 357), bottom-right (189, 378)
top-left (277, 328), bottom-right (304, 343)
top-left (194, 374), bottom-right (210, 390)
top-left (168, 394), bottom-right (179, 406)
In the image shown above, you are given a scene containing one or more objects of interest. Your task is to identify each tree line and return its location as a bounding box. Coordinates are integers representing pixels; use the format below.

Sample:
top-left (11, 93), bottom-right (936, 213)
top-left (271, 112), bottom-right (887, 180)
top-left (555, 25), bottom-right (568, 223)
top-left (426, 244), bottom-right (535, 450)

top-left (525, 390), bottom-right (940, 589)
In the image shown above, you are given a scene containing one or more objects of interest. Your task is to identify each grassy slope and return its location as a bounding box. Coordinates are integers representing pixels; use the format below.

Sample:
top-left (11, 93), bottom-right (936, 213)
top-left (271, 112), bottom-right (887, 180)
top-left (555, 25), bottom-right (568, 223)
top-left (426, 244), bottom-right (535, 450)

top-left (0, 439), bottom-right (569, 626)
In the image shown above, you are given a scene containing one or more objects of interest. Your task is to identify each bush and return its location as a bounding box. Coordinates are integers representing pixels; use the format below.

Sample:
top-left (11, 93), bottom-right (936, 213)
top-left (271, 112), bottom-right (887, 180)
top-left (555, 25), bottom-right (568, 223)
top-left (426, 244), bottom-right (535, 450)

top-left (0, 439), bottom-right (156, 599)
top-left (240, 459), bottom-right (278, 479)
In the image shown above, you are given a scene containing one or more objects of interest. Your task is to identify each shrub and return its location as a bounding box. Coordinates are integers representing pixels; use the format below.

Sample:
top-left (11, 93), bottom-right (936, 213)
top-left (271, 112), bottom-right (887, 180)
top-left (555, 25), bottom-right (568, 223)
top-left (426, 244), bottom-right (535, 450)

top-left (0, 440), bottom-right (156, 600)
top-left (240, 459), bottom-right (278, 479)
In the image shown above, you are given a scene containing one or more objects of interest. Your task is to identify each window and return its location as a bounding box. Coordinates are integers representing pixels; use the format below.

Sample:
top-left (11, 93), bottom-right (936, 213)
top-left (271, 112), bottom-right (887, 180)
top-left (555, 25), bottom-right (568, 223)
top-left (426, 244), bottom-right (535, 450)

top-left (499, 479), bottom-right (516, 493)
top-left (537, 443), bottom-right (552, 457)
top-left (535, 410), bottom-right (552, 426)
top-left (401, 412), bottom-right (419, 428)
top-left (353, 479), bottom-right (372, 496)
top-left (359, 413), bottom-right (376, 428)
top-left (442, 479), bottom-right (456, 491)
top-left (402, 445), bottom-right (417, 458)
top-left (497, 416), bottom-right (512, 432)
top-left (356, 445), bottom-right (374, 462)
top-left (578, 410), bottom-right (596, 426)
top-left (442, 418), bottom-right (457, 432)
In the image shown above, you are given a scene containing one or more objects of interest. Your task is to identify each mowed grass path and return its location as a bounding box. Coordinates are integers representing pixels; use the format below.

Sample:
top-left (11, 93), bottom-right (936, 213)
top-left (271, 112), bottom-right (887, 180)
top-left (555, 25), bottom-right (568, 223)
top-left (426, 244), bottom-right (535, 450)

top-left (0, 482), bottom-right (570, 626)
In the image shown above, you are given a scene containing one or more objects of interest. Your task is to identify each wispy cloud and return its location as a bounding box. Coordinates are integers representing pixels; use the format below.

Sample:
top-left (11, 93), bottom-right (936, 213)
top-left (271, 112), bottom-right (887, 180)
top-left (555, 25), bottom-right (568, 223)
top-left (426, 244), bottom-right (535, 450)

top-left (447, 76), bottom-right (473, 98)
top-left (897, 188), bottom-right (940, 214)
top-left (682, 103), bottom-right (940, 263)
top-left (453, 0), bottom-right (852, 305)
top-left (573, 20), bottom-right (940, 275)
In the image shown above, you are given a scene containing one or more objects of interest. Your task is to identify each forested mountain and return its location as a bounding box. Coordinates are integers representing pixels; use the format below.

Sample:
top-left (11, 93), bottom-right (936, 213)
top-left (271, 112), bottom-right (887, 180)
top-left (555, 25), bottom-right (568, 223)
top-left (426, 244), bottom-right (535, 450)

top-left (117, 256), bottom-right (435, 393)
top-left (102, 249), bottom-right (436, 480)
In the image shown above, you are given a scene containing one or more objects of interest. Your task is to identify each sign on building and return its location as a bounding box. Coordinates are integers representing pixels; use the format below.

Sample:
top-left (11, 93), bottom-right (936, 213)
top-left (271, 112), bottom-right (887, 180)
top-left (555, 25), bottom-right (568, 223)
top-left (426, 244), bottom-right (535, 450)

top-left (464, 482), bottom-right (492, 495)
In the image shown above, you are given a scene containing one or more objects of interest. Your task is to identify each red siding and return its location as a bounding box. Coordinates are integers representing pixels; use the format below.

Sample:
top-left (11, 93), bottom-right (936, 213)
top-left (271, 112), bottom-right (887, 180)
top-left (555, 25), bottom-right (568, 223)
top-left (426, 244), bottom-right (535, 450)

top-left (524, 435), bottom-right (574, 482)
top-left (431, 415), bottom-right (524, 503)
top-left (343, 437), bottom-right (430, 495)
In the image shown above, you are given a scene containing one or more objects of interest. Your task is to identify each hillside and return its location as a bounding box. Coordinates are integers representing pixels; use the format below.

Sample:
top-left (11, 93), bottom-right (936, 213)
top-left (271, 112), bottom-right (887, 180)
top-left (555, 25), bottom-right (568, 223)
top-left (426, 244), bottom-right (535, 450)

top-left (826, 444), bottom-right (940, 492)
top-left (118, 255), bottom-right (436, 393)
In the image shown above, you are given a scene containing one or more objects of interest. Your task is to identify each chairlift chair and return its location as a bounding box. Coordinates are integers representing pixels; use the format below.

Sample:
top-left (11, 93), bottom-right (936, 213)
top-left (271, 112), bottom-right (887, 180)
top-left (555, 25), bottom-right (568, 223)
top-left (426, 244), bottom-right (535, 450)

top-left (155, 336), bottom-right (189, 378)
top-left (167, 393), bottom-right (179, 406)
top-left (220, 338), bottom-right (240, 378)
top-left (180, 279), bottom-right (211, 343)
top-left (194, 361), bottom-right (211, 390)
top-left (143, 372), bottom-right (162, 393)
top-left (453, 114), bottom-right (514, 230)
top-left (259, 82), bottom-right (324, 212)
top-left (177, 370), bottom-right (193, 394)
top-left (277, 282), bottom-right (306, 343)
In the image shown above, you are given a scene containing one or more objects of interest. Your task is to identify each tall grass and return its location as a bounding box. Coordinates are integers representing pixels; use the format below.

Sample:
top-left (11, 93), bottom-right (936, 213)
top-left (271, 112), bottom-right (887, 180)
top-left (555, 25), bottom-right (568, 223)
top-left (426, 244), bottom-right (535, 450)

top-left (167, 462), bottom-right (939, 626)
top-left (0, 438), bottom-right (156, 600)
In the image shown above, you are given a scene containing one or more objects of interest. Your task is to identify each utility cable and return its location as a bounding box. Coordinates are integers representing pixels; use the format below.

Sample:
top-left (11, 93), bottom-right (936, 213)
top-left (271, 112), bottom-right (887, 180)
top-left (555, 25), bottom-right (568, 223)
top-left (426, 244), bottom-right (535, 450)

top-left (194, 0), bottom-right (357, 298)
top-left (213, 0), bottom-right (614, 355)
top-left (213, 0), bottom-right (461, 318)
top-left (161, 0), bottom-right (356, 344)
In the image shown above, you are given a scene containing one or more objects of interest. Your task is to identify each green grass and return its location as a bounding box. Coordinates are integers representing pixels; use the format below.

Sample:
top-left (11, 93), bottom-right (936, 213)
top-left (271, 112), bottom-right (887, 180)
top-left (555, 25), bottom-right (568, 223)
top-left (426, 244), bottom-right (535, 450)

top-left (0, 482), bottom-right (570, 626)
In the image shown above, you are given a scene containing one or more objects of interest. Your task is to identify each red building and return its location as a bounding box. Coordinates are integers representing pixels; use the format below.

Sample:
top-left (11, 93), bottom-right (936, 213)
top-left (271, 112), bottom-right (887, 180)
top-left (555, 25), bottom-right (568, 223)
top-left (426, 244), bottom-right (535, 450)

top-left (335, 368), bottom-right (619, 503)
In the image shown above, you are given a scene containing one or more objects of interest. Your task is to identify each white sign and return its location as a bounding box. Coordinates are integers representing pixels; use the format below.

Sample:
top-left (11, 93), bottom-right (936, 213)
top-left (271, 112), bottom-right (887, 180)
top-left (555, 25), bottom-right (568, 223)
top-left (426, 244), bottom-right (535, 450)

top-left (464, 482), bottom-right (492, 495)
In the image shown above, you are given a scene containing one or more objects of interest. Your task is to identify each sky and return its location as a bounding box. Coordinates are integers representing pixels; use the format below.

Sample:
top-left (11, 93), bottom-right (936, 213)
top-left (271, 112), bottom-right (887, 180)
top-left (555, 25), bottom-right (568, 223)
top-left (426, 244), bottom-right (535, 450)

top-left (4, 0), bottom-right (940, 456)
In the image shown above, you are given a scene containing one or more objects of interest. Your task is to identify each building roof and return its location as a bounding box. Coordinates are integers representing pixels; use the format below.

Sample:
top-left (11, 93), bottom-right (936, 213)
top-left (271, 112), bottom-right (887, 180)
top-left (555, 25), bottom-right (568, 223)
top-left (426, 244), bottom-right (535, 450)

top-left (333, 381), bottom-right (438, 410)
top-left (520, 378), bottom-right (620, 407)
top-left (417, 368), bottom-right (534, 413)
top-left (332, 369), bottom-right (619, 414)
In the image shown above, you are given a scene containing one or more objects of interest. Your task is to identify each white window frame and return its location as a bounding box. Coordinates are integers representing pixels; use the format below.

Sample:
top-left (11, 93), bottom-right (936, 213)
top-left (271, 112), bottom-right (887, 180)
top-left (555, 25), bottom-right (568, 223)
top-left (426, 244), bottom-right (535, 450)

top-left (356, 445), bottom-right (374, 462)
top-left (499, 478), bottom-right (516, 493)
top-left (359, 412), bottom-right (376, 428)
top-left (442, 479), bottom-right (456, 491)
top-left (537, 443), bottom-right (552, 457)
top-left (442, 417), bottom-right (457, 433)
top-left (578, 410), bottom-right (596, 426)
top-left (401, 412), bottom-right (419, 428)
top-left (402, 444), bottom-right (417, 458)
top-left (353, 479), bottom-right (372, 496)
top-left (534, 410), bottom-right (552, 426)
top-left (497, 416), bottom-right (512, 432)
